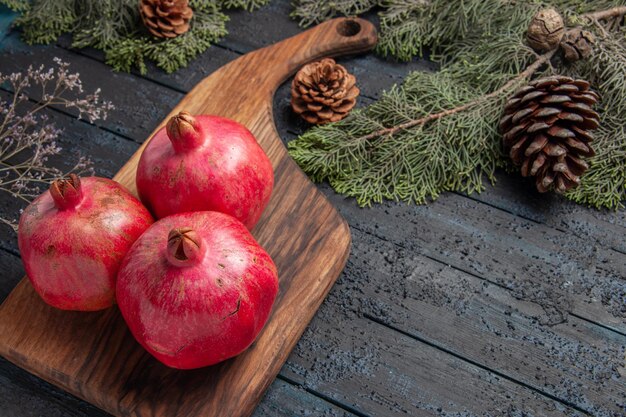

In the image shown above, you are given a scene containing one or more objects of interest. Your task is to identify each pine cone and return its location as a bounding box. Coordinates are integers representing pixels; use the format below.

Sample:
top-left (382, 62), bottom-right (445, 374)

top-left (139, 0), bottom-right (193, 39)
top-left (526, 8), bottom-right (564, 52)
top-left (500, 76), bottom-right (600, 194)
top-left (560, 28), bottom-right (595, 62)
top-left (291, 58), bottom-right (359, 124)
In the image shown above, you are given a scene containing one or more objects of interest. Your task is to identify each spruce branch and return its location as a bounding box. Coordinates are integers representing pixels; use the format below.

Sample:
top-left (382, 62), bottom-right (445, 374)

top-left (356, 50), bottom-right (556, 143)
top-left (292, 0), bottom-right (626, 61)
top-left (105, 1), bottom-right (228, 74)
top-left (1, 0), bottom-right (29, 11)
top-left (14, 0), bottom-right (76, 44)
top-left (288, 31), bottom-right (548, 206)
top-left (289, 1), bottom-right (626, 209)
top-left (218, 0), bottom-right (270, 11)
top-left (290, 0), bottom-right (378, 27)
top-left (0, 0), bottom-right (263, 74)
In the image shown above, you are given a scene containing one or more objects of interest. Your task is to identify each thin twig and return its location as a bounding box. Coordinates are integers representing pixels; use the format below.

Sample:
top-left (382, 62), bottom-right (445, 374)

top-left (0, 83), bottom-right (22, 135)
top-left (0, 217), bottom-right (18, 232)
top-left (356, 49), bottom-right (556, 142)
top-left (591, 18), bottom-right (610, 38)
top-left (580, 6), bottom-right (626, 22)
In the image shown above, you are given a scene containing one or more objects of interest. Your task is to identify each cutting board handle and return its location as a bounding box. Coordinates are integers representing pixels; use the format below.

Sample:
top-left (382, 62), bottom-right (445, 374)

top-left (0, 16), bottom-right (365, 417)
top-left (235, 17), bottom-right (378, 91)
top-left (114, 17), bottom-right (377, 190)
top-left (278, 17), bottom-right (377, 70)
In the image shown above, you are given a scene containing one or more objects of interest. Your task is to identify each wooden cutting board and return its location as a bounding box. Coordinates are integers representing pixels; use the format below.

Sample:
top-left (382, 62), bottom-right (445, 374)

top-left (0, 18), bottom-right (376, 417)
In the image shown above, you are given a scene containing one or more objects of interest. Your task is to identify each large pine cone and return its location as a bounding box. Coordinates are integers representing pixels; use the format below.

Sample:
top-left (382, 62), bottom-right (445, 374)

top-left (139, 0), bottom-right (193, 39)
top-left (291, 58), bottom-right (359, 124)
top-left (500, 76), bottom-right (600, 194)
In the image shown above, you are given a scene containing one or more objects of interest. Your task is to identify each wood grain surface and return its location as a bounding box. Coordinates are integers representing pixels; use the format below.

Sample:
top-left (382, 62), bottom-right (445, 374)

top-left (2, 2), bottom-right (626, 415)
top-left (0, 17), bottom-right (377, 417)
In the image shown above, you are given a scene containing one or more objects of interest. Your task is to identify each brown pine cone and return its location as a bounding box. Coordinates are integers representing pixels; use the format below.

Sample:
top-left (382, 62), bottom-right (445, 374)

top-left (499, 76), bottom-right (600, 194)
top-left (139, 0), bottom-right (193, 39)
top-left (291, 58), bottom-right (359, 124)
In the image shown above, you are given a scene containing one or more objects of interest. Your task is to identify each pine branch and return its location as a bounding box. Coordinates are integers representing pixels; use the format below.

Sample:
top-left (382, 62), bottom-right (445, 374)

top-left (218, 0), bottom-right (270, 12)
top-left (357, 50), bottom-right (555, 143)
top-left (1, 0), bottom-right (29, 12)
top-left (291, 0), bottom-right (626, 61)
top-left (14, 0), bottom-right (76, 44)
top-left (377, 0), bottom-right (542, 61)
top-left (0, 0), bottom-right (261, 74)
top-left (290, 0), bottom-right (378, 27)
top-left (289, 1), bottom-right (626, 209)
top-left (560, 25), bottom-right (626, 208)
top-left (105, 1), bottom-right (228, 74)
top-left (288, 30), bottom-right (548, 206)
top-left (71, 0), bottom-right (137, 50)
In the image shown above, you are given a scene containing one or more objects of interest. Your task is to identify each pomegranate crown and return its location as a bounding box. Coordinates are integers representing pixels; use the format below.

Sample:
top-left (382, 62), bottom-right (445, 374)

top-left (49, 174), bottom-right (83, 210)
top-left (166, 111), bottom-right (204, 152)
top-left (166, 227), bottom-right (206, 267)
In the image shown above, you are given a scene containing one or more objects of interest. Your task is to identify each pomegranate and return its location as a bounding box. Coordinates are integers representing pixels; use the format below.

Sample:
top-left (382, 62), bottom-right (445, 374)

top-left (116, 211), bottom-right (279, 369)
top-left (136, 111), bottom-right (274, 229)
top-left (17, 175), bottom-right (154, 311)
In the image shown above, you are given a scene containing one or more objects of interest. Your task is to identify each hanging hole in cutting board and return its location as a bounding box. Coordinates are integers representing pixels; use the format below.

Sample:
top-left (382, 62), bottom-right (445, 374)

top-left (337, 19), bottom-right (361, 37)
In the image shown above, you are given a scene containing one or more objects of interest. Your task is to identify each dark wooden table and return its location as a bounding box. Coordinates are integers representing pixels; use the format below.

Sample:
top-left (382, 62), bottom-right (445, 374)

top-left (1, 2), bottom-right (625, 416)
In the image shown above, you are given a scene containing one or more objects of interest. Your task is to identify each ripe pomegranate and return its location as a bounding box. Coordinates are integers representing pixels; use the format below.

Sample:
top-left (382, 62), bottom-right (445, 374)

top-left (17, 175), bottom-right (154, 311)
top-left (116, 211), bottom-right (279, 369)
top-left (136, 111), bottom-right (274, 229)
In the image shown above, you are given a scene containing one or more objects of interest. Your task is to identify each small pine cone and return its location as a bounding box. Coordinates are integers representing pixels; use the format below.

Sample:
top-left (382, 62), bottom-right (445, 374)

top-left (526, 8), bottom-right (564, 52)
top-left (139, 0), bottom-right (193, 39)
top-left (560, 28), bottom-right (595, 62)
top-left (500, 76), bottom-right (600, 194)
top-left (291, 58), bottom-right (359, 124)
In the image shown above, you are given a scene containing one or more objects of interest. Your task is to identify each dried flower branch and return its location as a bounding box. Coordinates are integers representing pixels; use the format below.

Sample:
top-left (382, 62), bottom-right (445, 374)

top-left (0, 58), bottom-right (114, 231)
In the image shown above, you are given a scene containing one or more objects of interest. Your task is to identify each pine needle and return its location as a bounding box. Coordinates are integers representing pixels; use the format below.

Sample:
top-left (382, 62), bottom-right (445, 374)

top-left (218, 0), bottom-right (270, 12)
top-left (290, 0), bottom-right (377, 27)
top-left (1, 0), bottom-right (29, 12)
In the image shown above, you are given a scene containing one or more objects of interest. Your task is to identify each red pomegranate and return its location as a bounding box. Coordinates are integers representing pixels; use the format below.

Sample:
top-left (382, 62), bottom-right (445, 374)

top-left (136, 111), bottom-right (274, 229)
top-left (17, 175), bottom-right (154, 311)
top-left (116, 211), bottom-right (279, 369)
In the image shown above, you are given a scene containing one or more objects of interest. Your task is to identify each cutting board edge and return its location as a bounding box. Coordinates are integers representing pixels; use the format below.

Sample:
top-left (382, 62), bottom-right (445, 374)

top-left (0, 207), bottom-right (353, 417)
top-left (238, 224), bottom-right (352, 417)
top-left (0, 16), bottom-right (373, 417)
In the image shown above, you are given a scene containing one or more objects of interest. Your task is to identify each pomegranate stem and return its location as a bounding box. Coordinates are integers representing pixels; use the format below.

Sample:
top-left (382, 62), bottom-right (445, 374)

top-left (166, 227), bottom-right (205, 267)
top-left (49, 174), bottom-right (83, 210)
top-left (166, 111), bottom-right (204, 153)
